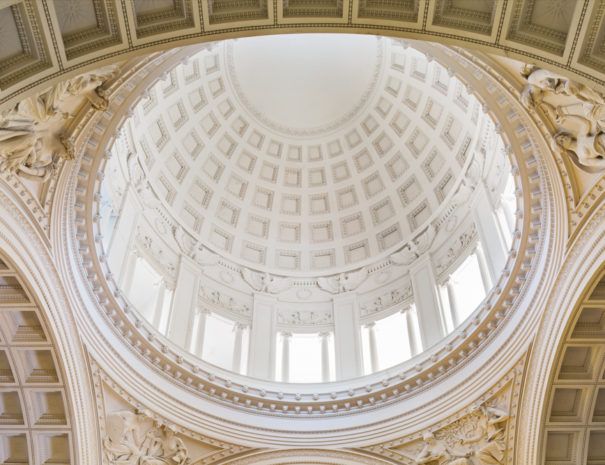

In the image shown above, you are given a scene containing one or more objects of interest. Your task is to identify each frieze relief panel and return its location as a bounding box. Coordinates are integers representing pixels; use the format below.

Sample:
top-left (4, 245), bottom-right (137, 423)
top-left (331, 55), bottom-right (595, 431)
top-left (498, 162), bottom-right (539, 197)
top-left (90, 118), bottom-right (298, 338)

top-left (359, 355), bottom-right (525, 465)
top-left (91, 359), bottom-right (253, 465)
top-left (92, 348), bottom-right (526, 465)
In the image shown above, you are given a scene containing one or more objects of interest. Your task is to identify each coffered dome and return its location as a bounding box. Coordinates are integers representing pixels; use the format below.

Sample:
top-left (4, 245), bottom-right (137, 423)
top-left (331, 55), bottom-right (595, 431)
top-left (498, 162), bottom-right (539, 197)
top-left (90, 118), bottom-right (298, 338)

top-left (94, 34), bottom-right (519, 388)
top-left (124, 35), bottom-right (490, 276)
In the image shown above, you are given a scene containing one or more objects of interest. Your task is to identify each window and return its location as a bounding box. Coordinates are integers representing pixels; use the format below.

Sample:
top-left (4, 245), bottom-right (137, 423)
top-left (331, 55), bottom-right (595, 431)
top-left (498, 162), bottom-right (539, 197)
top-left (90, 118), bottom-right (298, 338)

top-left (447, 252), bottom-right (487, 324)
top-left (276, 332), bottom-right (333, 383)
top-left (202, 313), bottom-right (236, 370)
top-left (127, 257), bottom-right (162, 322)
top-left (362, 311), bottom-right (415, 374)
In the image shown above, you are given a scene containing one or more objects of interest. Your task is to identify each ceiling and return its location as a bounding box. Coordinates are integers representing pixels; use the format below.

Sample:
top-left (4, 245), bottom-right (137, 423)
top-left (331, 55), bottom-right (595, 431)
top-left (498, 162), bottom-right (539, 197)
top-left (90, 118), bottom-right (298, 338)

top-left (127, 35), bottom-right (485, 275)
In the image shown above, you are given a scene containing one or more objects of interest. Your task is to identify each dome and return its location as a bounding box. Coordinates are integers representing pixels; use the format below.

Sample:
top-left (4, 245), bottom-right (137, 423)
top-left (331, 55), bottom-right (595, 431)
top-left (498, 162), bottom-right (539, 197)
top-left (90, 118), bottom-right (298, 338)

top-left (97, 35), bottom-right (516, 384)
top-left (113, 35), bottom-right (501, 277)
top-left (1, 4), bottom-right (604, 464)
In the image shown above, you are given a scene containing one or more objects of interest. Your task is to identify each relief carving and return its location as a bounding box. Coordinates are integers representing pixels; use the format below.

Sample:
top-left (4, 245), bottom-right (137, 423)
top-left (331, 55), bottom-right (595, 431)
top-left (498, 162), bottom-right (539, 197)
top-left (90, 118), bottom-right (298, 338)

top-left (410, 402), bottom-right (509, 465)
top-left (317, 267), bottom-right (369, 294)
top-left (277, 309), bottom-right (333, 326)
top-left (0, 66), bottom-right (117, 181)
top-left (521, 65), bottom-right (605, 170)
top-left (104, 410), bottom-right (189, 465)
top-left (360, 285), bottom-right (413, 316)
top-left (241, 268), bottom-right (292, 294)
top-left (390, 225), bottom-right (437, 266)
top-left (199, 285), bottom-right (251, 316)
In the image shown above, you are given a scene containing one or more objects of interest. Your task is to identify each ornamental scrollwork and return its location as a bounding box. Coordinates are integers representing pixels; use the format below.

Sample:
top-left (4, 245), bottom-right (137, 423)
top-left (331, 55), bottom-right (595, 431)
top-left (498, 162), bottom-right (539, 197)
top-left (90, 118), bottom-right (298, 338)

top-left (104, 410), bottom-right (189, 465)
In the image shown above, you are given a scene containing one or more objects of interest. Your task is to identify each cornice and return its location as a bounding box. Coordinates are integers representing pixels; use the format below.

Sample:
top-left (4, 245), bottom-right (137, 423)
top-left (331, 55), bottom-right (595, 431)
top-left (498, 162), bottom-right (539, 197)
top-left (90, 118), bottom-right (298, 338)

top-left (42, 41), bottom-right (566, 446)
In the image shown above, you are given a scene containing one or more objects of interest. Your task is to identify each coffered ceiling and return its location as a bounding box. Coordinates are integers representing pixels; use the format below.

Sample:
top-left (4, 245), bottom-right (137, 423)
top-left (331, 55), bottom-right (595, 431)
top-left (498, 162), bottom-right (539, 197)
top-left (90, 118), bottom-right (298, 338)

top-left (126, 36), bottom-right (489, 274)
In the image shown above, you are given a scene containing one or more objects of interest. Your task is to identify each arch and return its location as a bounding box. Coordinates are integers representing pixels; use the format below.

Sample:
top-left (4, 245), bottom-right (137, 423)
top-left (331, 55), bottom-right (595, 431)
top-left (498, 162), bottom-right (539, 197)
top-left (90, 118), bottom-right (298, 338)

top-left (0, 185), bottom-right (98, 465)
top-left (0, 0), bottom-right (604, 110)
top-left (225, 448), bottom-right (396, 465)
top-left (516, 200), bottom-right (605, 464)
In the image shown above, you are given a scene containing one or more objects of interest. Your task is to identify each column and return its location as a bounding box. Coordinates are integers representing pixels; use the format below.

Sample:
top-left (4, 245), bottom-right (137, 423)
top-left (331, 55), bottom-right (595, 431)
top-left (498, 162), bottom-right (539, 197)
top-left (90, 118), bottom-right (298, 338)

top-left (472, 181), bottom-right (507, 282)
top-left (446, 278), bottom-right (460, 328)
top-left (475, 243), bottom-right (492, 292)
top-left (108, 186), bottom-right (139, 280)
top-left (247, 294), bottom-right (277, 379)
top-left (193, 309), bottom-right (209, 357)
top-left (333, 293), bottom-right (363, 380)
top-left (319, 332), bottom-right (331, 382)
top-left (366, 322), bottom-right (379, 373)
top-left (167, 255), bottom-right (200, 350)
top-left (151, 279), bottom-right (166, 329)
top-left (232, 323), bottom-right (246, 373)
top-left (410, 256), bottom-right (446, 349)
top-left (404, 308), bottom-right (420, 356)
top-left (280, 331), bottom-right (292, 382)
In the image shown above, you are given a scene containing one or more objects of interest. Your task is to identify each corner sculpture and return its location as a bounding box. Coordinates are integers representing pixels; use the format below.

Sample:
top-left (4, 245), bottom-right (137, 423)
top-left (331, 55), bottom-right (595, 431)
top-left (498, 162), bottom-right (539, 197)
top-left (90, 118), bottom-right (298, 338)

top-left (0, 66), bottom-right (117, 181)
top-left (104, 410), bottom-right (190, 465)
top-left (521, 65), bottom-right (605, 170)
top-left (412, 402), bottom-right (509, 465)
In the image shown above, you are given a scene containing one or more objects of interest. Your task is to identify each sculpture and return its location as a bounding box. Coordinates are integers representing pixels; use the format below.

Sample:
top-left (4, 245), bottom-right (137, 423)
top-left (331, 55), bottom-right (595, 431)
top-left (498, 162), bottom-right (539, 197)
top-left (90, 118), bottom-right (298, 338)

top-left (414, 432), bottom-right (471, 465)
top-left (554, 128), bottom-right (605, 169)
top-left (241, 268), bottom-right (292, 294)
top-left (390, 225), bottom-right (437, 266)
top-left (0, 65), bottom-right (117, 181)
top-left (317, 267), bottom-right (368, 294)
top-left (402, 402), bottom-right (509, 465)
top-left (104, 410), bottom-right (190, 465)
top-left (521, 65), bottom-right (605, 170)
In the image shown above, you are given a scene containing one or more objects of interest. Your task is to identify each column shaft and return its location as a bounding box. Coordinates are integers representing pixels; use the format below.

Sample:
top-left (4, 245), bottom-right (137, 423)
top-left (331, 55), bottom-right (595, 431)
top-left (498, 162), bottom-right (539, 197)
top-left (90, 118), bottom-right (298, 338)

top-left (404, 308), bottom-right (421, 356)
top-left (232, 323), bottom-right (246, 373)
top-left (194, 309), bottom-right (208, 357)
top-left (247, 294), bottom-right (277, 379)
top-left (151, 279), bottom-right (166, 330)
top-left (320, 332), bottom-right (331, 382)
top-left (367, 323), bottom-right (379, 373)
top-left (410, 257), bottom-right (446, 349)
top-left (446, 279), bottom-right (460, 328)
top-left (333, 293), bottom-right (363, 380)
top-left (472, 181), bottom-right (507, 282)
top-left (281, 332), bottom-right (292, 382)
top-left (108, 186), bottom-right (139, 283)
top-left (167, 255), bottom-right (200, 350)
top-left (475, 244), bottom-right (492, 293)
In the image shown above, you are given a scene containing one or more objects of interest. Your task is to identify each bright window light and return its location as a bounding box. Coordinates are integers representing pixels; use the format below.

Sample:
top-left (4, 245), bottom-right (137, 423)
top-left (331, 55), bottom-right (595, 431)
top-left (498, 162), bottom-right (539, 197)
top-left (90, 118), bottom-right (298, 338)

top-left (362, 312), bottom-right (411, 374)
top-left (156, 288), bottom-right (172, 335)
top-left (289, 333), bottom-right (323, 383)
top-left (450, 253), bottom-right (486, 322)
top-left (202, 313), bottom-right (235, 370)
top-left (128, 257), bottom-right (161, 322)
